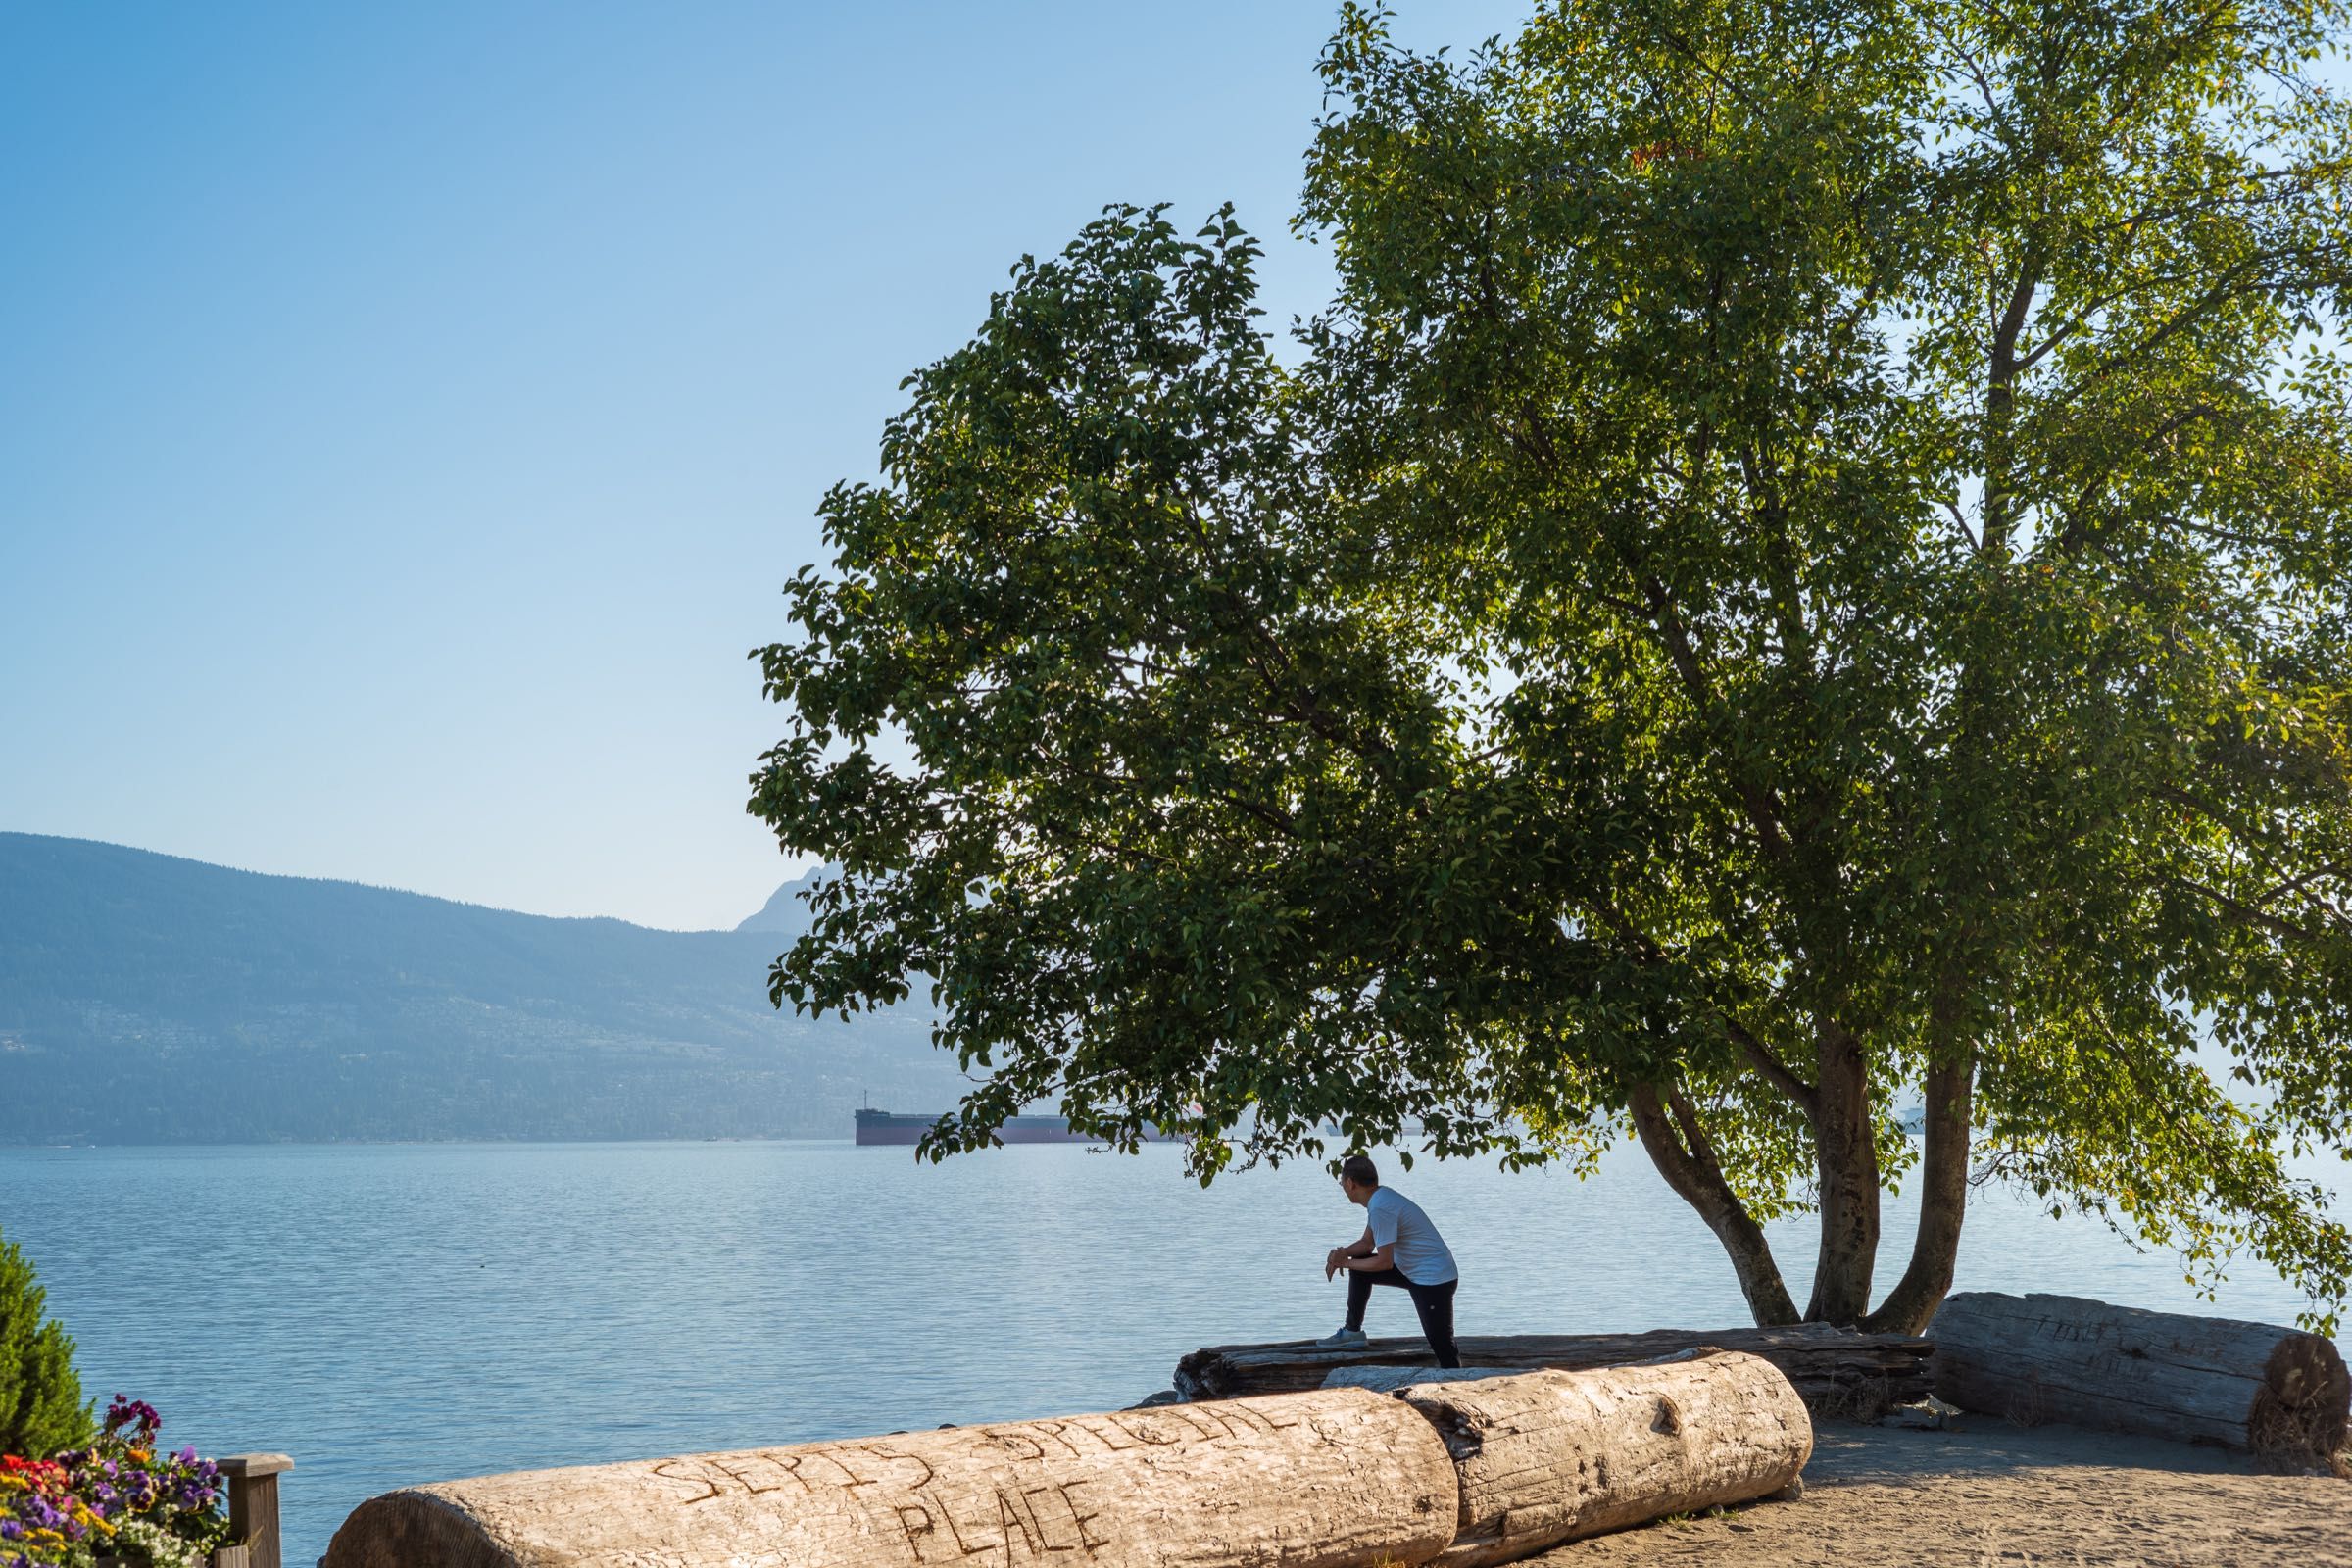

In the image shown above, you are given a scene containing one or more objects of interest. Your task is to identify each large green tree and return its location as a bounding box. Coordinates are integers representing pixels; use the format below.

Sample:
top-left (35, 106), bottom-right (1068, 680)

top-left (0, 1228), bottom-right (90, 1457)
top-left (753, 0), bottom-right (2352, 1332)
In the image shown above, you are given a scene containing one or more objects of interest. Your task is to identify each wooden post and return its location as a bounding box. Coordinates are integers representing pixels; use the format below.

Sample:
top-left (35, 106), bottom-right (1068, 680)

top-left (218, 1453), bottom-right (294, 1568)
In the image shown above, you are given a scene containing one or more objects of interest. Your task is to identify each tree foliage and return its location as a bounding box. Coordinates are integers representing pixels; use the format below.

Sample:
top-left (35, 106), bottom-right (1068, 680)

top-left (0, 1228), bottom-right (91, 1458)
top-left (754, 0), bottom-right (2352, 1331)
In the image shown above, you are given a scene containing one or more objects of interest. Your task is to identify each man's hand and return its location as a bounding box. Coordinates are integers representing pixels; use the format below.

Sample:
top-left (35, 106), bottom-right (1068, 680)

top-left (1324, 1247), bottom-right (1348, 1281)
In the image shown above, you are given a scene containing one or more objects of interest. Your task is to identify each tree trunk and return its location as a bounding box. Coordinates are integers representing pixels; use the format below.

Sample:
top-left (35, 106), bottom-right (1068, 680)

top-left (322, 1389), bottom-right (1459, 1568)
top-left (1175, 1325), bottom-right (1936, 1414)
top-left (1629, 1083), bottom-right (1801, 1325)
top-left (1860, 1050), bottom-right (1975, 1335)
top-left (1805, 1022), bottom-right (1880, 1323)
top-left (1931, 1292), bottom-right (2350, 1462)
top-left (1379, 1356), bottom-right (1812, 1566)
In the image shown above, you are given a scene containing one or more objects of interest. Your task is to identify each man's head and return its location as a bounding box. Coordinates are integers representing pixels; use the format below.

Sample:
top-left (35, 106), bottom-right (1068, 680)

top-left (1340, 1154), bottom-right (1379, 1205)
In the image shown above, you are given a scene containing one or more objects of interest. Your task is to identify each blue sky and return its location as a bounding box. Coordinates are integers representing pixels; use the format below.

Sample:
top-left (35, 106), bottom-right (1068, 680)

top-left (0, 1), bottom-right (1526, 930)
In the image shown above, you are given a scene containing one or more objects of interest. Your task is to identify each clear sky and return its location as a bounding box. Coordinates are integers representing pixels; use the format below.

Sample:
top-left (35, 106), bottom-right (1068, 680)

top-left (0, 1), bottom-right (1528, 931)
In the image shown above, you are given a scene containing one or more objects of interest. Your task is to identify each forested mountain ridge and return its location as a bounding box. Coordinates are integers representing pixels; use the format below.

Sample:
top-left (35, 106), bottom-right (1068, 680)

top-left (0, 834), bottom-right (958, 1142)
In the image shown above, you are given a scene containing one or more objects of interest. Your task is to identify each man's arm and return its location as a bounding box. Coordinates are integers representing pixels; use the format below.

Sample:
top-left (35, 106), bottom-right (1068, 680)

top-left (1339, 1242), bottom-right (1396, 1273)
top-left (1324, 1226), bottom-right (1378, 1280)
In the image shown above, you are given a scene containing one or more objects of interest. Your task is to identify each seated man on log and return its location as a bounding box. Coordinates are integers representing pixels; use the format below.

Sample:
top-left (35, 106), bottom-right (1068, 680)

top-left (1318, 1153), bottom-right (1461, 1366)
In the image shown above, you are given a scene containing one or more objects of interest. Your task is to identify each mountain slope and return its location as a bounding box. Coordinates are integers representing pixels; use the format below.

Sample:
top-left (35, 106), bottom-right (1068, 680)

top-left (0, 834), bottom-right (960, 1143)
top-left (734, 865), bottom-right (824, 936)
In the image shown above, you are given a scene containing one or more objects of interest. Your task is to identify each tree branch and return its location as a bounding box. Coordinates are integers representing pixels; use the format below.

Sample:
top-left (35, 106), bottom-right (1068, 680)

top-left (1629, 1080), bottom-right (1801, 1324)
top-left (1729, 1018), bottom-right (1822, 1117)
top-left (2169, 875), bottom-right (2330, 943)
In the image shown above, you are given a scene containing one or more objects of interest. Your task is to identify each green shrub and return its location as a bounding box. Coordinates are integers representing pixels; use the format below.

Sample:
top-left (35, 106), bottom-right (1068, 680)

top-left (0, 1227), bottom-right (92, 1456)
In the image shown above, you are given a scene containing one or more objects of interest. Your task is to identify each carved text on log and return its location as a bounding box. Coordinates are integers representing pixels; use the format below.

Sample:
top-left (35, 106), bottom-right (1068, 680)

top-left (322, 1388), bottom-right (1447, 1568)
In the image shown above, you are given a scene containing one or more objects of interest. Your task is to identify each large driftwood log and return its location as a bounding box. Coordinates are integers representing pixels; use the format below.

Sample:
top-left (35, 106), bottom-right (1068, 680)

top-left (1177, 1326), bottom-right (1933, 1416)
top-left (322, 1389), bottom-right (1459, 1568)
top-left (1370, 1357), bottom-right (1813, 1567)
top-left (1931, 1292), bottom-right (2348, 1461)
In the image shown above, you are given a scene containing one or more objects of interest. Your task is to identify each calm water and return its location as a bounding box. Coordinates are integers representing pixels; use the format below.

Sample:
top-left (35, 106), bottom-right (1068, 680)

top-left (0, 1139), bottom-right (2328, 1564)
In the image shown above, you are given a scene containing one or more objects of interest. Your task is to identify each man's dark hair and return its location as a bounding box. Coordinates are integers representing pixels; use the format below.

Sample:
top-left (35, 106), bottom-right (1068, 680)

top-left (1341, 1154), bottom-right (1379, 1189)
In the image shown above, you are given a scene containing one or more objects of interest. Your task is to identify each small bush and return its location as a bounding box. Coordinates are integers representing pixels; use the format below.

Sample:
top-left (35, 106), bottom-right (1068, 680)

top-left (0, 1230), bottom-right (91, 1458)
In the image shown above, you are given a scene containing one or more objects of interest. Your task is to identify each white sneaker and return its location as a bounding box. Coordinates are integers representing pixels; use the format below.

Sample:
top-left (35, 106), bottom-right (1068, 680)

top-left (1313, 1326), bottom-right (1369, 1348)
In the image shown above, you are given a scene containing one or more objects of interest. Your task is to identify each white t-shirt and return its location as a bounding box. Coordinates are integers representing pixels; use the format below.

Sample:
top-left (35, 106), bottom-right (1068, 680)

top-left (1366, 1186), bottom-right (1457, 1285)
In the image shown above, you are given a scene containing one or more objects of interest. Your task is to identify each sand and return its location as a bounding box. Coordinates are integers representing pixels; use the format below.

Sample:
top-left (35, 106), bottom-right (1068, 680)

top-left (1540, 1419), bottom-right (2351, 1567)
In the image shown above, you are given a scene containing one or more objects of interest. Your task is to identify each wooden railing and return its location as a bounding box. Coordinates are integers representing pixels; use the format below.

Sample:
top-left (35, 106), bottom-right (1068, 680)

top-left (214, 1453), bottom-right (293, 1568)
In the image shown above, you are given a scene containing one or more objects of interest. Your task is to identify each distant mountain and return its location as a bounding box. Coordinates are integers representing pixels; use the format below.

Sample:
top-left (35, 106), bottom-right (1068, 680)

top-left (0, 834), bottom-right (964, 1144)
top-left (734, 864), bottom-right (825, 936)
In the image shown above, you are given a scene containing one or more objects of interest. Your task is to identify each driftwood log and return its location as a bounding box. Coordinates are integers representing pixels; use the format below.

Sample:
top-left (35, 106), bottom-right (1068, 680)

top-left (322, 1389), bottom-right (1459, 1568)
top-left (1177, 1326), bottom-right (1933, 1417)
top-left (1931, 1292), bottom-right (2349, 1461)
top-left (1364, 1357), bottom-right (1813, 1567)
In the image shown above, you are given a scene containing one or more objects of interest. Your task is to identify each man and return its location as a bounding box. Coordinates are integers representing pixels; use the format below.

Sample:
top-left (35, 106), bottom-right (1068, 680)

top-left (1316, 1153), bottom-right (1460, 1366)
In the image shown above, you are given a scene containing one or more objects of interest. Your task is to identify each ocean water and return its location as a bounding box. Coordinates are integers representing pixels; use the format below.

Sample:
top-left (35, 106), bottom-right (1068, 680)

top-left (0, 1139), bottom-right (2329, 1564)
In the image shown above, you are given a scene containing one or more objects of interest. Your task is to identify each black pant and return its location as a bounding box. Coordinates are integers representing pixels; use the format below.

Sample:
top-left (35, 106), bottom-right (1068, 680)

top-left (1346, 1268), bottom-right (1460, 1368)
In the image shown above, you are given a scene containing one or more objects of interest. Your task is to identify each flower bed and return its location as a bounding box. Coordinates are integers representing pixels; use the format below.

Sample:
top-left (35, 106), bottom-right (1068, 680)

top-left (1, 1398), bottom-right (231, 1568)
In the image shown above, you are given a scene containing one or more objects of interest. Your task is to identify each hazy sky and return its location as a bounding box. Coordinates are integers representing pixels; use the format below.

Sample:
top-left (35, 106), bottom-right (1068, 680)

top-left (0, 1), bottom-right (1527, 930)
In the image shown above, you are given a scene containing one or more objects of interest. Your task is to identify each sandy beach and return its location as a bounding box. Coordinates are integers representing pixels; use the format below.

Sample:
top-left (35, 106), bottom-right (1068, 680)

top-left (1545, 1419), bottom-right (2351, 1567)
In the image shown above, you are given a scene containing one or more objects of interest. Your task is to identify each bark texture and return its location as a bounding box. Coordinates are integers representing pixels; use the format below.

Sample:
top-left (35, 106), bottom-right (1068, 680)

top-left (1805, 1025), bottom-right (1881, 1324)
top-left (1372, 1357), bottom-right (1813, 1567)
top-left (1857, 1052), bottom-right (1973, 1335)
top-left (320, 1389), bottom-right (1459, 1568)
top-left (1628, 1084), bottom-right (1801, 1326)
top-left (1931, 1292), bottom-right (2349, 1462)
top-left (1177, 1326), bottom-right (1934, 1416)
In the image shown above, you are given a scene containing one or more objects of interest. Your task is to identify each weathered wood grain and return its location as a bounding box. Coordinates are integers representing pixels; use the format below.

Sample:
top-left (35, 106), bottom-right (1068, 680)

top-left (1176, 1326), bottom-right (1933, 1416)
top-left (218, 1452), bottom-right (293, 1568)
top-left (1371, 1356), bottom-right (1813, 1567)
top-left (320, 1388), bottom-right (1460, 1568)
top-left (1930, 1292), bottom-right (2348, 1461)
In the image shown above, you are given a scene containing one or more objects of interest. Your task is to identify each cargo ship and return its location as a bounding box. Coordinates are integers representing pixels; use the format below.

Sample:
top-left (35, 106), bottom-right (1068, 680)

top-left (854, 1107), bottom-right (1182, 1146)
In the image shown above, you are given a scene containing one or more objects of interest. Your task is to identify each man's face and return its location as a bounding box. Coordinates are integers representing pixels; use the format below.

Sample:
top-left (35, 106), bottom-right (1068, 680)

top-left (1340, 1176), bottom-right (1367, 1204)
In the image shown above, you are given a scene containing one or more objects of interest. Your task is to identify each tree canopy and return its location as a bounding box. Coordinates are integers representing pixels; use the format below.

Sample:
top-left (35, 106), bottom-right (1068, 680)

top-left (753, 0), bottom-right (2352, 1332)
